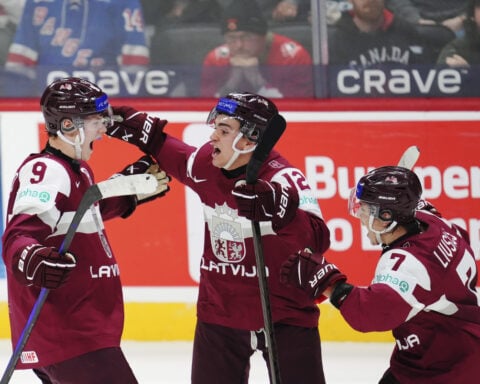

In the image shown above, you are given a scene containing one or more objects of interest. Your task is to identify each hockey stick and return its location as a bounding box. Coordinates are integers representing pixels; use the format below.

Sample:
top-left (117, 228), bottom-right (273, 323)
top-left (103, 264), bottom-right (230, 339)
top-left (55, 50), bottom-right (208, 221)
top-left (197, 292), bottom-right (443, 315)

top-left (0, 174), bottom-right (157, 384)
top-left (246, 114), bottom-right (286, 384)
top-left (397, 145), bottom-right (420, 170)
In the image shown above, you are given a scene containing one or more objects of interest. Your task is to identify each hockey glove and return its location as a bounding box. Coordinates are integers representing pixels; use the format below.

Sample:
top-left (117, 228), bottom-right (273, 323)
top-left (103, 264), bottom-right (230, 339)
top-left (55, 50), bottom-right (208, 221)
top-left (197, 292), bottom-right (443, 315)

top-left (116, 155), bottom-right (170, 204)
top-left (107, 106), bottom-right (167, 156)
top-left (280, 248), bottom-right (347, 300)
top-left (232, 179), bottom-right (299, 231)
top-left (14, 245), bottom-right (76, 289)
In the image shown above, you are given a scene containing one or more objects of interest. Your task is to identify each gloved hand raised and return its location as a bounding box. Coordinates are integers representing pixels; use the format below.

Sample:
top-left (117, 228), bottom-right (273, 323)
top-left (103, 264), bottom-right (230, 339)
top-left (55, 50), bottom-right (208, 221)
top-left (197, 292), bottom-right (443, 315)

top-left (107, 106), bottom-right (167, 156)
top-left (116, 155), bottom-right (170, 204)
top-left (232, 179), bottom-right (299, 231)
top-left (14, 244), bottom-right (76, 289)
top-left (280, 248), bottom-right (347, 299)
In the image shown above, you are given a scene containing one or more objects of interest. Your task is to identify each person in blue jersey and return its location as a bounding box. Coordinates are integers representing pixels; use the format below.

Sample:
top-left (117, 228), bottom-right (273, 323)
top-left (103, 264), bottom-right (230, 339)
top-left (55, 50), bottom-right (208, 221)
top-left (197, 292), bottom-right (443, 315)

top-left (4, 0), bottom-right (149, 93)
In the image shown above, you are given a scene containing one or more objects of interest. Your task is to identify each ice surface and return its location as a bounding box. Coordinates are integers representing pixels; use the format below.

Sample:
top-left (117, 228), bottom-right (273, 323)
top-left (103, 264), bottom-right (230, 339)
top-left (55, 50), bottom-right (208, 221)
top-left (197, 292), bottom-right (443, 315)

top-left (0, 340), bottom-right (392, 383)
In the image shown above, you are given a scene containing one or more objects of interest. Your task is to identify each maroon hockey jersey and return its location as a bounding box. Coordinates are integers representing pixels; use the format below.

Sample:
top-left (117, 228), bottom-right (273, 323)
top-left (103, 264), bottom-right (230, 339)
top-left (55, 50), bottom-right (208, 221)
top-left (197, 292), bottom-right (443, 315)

top-left (340, 210), bottom-right (480, 383)
top-left (156, 135), bottom-right (330, 330)
top-left (2, 150), bottom-right (134, 369)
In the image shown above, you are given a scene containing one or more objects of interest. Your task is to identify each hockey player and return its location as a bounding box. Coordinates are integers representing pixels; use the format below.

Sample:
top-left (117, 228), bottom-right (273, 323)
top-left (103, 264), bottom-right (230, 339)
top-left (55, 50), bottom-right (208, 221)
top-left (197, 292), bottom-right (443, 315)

top-left (2, 77), bottom-right (169, 383)
top-left (281, 166), bottom-right (480, 384)
top-left (105, 92), bottom-right (331, 383)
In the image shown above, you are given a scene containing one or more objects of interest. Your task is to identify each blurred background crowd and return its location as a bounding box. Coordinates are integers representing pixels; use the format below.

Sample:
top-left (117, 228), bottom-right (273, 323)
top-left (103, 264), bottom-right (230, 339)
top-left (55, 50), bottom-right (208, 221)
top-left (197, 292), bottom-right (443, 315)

top-left (0, 0), bottom-right (479, 98)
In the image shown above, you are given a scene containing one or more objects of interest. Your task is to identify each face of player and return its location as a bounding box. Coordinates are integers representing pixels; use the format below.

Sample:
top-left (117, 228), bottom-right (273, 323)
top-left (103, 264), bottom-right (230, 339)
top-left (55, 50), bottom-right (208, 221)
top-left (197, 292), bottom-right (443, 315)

top-left (80, 114), bottom-right (108, 160)
top-left (57, 113), bottom-right (108, 161)
top-left (350, 0), bottom-right (384, 22)
top-left (209, 114), bottom-right (255, 169)
top-left (225, 31), bottom-right (266, 59)
top-left (356, 202), bottom-right (387, 245)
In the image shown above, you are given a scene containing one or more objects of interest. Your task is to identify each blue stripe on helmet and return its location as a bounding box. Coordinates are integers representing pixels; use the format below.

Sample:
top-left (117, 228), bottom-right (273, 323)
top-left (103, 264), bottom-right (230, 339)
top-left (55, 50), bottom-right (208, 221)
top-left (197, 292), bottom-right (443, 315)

top-left (95, 94), bottom-right (109, 112)
top-left (216, 98), bottom-right (238, 115)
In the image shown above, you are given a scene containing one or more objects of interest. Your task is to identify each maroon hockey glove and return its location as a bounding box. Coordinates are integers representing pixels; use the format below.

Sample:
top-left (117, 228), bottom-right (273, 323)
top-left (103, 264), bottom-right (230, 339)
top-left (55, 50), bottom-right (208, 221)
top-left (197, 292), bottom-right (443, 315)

top-left (118, 155), bottom-right (156, 177)
top-left (14, 245), bottom-right (76, 289)
top-left (107, 106), bottom-right (167, 156)
top-left (232, 179), bottom-right (299, 231)
top-left (280, 249), bottom-right (347, 299)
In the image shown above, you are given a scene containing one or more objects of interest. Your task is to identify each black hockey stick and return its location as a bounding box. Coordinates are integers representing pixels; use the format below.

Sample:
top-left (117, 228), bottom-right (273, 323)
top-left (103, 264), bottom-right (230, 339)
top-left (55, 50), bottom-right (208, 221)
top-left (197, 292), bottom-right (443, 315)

top-left (246, 114), bottom-right (286, 384)
top-left (0, 174), bottom-right (158, 384)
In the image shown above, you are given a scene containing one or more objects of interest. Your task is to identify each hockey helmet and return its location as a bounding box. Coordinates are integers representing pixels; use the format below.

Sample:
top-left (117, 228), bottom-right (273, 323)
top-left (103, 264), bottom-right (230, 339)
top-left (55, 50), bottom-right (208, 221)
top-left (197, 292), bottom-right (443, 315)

top-left (349, 166), bottom-right (422, 224)
top-left (40, 77), bottom-right (111, 134)
top-left (206, 92), bottom-right (278, 143)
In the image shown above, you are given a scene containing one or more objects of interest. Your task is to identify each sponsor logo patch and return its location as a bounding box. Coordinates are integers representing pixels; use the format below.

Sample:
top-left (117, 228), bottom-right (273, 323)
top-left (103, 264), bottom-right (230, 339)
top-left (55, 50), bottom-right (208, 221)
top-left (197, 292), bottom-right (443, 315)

top-left (21, 351), bottom-right (39, 364)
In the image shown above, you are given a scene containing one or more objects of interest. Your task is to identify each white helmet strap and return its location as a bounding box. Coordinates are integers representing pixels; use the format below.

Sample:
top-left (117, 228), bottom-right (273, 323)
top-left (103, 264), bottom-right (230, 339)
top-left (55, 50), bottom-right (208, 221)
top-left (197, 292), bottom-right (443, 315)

top-left (368, 214), bottom-right (397, 244)
top-left (57, 128), bottom-right (85, 160)
top-left (222, 132), bottom-right (257, 170)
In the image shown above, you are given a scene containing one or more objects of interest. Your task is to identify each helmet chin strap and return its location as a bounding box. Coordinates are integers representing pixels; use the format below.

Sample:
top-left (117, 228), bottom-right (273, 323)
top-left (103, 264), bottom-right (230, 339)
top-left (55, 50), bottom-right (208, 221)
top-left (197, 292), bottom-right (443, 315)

top-left (222, 132), bottom-right (257, 170)
top-left (57, 128), bottom-right (85, 160)
top-left (368, 215), bottom-right (397, 245)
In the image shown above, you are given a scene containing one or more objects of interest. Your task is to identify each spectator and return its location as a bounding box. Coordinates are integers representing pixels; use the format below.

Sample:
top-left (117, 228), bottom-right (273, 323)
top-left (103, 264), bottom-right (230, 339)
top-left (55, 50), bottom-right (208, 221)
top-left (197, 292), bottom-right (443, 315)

top-left (328, 0), bottom-right (430, 69)
top-left (1, 77), bottom-right (169, 383)
top-left (281, 166), bottom-right (480, 384)
top-left (385, 0), bottom-right (468, 35)
top-left (0, 0), bottom-right (25, 65)
top-left (437, 0), bottom-right (480, 66)
top-left (4, 0), bottom-right (149, 94)
top-left (200, 0), bottom-right (313, 98)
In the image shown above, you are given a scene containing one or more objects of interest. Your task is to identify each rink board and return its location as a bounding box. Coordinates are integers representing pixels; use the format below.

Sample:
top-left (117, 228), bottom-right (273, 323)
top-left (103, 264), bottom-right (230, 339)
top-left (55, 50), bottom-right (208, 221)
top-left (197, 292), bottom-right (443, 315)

top-left (1, 109), bottom-right (479, 341)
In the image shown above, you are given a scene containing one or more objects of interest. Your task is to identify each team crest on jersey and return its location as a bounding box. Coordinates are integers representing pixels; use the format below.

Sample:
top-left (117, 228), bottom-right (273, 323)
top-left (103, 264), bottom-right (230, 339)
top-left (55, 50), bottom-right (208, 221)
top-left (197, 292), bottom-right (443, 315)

top-left (211, 203), bottom-right (245, 263)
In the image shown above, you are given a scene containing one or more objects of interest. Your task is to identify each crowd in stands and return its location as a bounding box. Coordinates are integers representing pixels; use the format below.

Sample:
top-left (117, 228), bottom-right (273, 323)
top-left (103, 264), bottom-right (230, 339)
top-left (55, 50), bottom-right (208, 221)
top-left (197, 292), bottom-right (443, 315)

top-left (1, 0), bottom-right (479, 97)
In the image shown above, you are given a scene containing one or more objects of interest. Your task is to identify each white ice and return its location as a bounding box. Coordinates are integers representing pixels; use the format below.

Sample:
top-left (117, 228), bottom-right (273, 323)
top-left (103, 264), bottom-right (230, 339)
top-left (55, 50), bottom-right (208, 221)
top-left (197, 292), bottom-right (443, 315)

top-left (0, 340), bottom-right (392, 383)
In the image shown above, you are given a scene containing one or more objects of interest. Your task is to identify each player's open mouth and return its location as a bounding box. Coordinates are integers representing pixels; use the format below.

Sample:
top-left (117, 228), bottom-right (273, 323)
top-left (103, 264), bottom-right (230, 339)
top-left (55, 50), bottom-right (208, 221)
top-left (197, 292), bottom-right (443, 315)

top-left (212, 147), bottom-right (221, 157)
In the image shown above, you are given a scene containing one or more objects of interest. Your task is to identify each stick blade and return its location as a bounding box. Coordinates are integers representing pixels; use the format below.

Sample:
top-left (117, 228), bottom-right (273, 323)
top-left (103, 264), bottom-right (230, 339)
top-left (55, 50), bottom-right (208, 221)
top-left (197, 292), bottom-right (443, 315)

top-left (97, 174), bottom-right (158, 199)
top-left (397, 146), bottom-right (420, 170)
top-left (246, 114), bottom-right (287, 184)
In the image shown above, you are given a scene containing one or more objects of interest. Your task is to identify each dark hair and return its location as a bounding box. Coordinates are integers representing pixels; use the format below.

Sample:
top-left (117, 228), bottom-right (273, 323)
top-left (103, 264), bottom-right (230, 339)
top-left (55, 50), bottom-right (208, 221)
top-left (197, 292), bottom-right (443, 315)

top-left (221, 0), bottom-right (268, 35)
